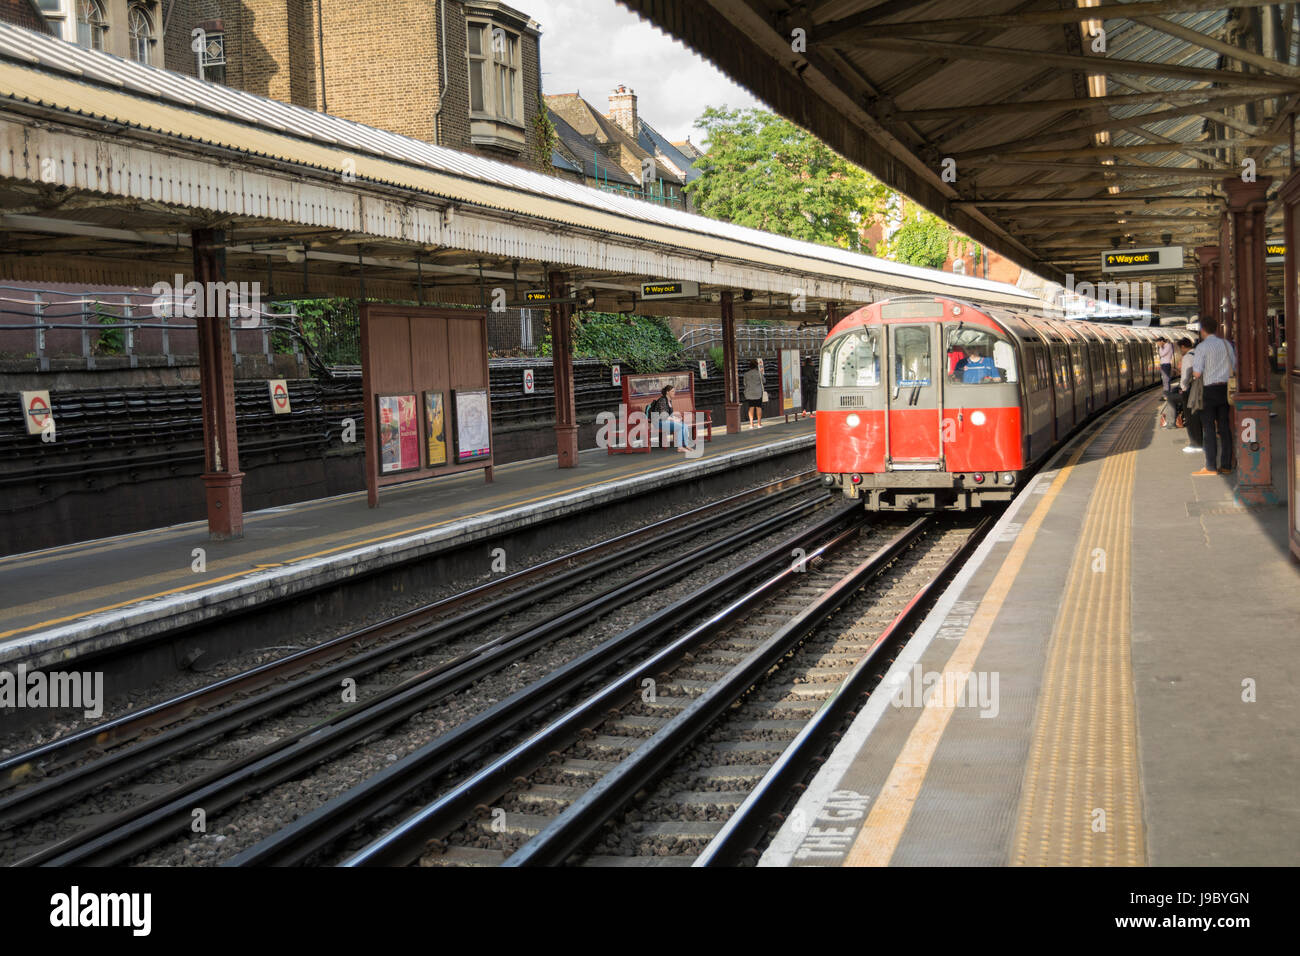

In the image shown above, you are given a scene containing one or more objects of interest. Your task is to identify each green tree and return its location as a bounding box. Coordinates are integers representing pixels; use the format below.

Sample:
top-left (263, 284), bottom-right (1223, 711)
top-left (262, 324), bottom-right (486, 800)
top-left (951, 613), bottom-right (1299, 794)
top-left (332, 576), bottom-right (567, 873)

top-left (888, 201), bottom-right (956, 269)
top-left (687, 107), bottom-right (893, 252)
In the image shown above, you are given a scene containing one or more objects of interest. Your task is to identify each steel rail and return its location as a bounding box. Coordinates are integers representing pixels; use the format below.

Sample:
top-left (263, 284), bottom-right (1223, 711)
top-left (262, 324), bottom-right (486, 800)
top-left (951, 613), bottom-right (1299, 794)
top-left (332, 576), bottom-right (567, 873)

top-left (499, 516), bottom-right (935, 867)
top-left (23, 495), bottom-right (838, 867)
top-left (1, 476), bottom-right (820, 831)
top-left (1, 471), bottom-right (815, 796)
top-left (340, 509), bottom-right (894, 868)
top-left (694, 514), bottom-right (995, 866)
top-left (234, 505), bottom-right (864, 866)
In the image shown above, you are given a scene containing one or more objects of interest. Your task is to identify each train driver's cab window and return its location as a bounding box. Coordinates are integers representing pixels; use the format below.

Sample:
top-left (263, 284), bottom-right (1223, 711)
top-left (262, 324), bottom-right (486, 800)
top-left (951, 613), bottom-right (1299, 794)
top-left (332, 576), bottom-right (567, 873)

top-left (946, 327), bottom-right (1016, 384)
top-left (821, 329), bottom-right (881, 388)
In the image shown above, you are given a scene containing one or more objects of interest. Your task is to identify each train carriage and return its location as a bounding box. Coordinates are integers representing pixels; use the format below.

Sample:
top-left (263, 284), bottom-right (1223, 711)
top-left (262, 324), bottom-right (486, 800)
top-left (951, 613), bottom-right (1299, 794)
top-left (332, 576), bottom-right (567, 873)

top-left (817, 295), bottom-right (1160, 511)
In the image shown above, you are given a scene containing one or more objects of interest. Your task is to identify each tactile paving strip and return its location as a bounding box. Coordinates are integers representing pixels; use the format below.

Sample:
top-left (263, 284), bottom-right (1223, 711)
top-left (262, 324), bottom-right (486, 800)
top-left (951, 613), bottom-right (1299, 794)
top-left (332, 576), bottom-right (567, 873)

top-left (1011, 405), bottom-right (1149, 866)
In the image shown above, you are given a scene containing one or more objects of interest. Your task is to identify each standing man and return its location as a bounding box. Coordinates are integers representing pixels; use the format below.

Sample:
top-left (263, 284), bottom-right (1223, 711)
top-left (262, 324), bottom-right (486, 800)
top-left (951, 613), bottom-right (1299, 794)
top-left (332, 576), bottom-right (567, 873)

top-left (1158, 337), bottom-right (1175, 394)
top-left (1190, 317), bottom-right (1236, 476)
top-left (743, 360), bottom-right (764, 429)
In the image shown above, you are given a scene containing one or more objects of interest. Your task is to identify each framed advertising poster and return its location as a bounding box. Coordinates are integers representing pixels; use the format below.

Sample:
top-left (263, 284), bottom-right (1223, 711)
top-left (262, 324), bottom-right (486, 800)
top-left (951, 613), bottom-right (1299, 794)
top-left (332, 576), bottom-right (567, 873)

top-left (424, 390), bottom-right (448, 467)
top-left (453, 389), bottom-right (492, 463)
top-left (780, 348), bottom-right (802, 414)
top-left (377, 394), bottom-right (420, 474)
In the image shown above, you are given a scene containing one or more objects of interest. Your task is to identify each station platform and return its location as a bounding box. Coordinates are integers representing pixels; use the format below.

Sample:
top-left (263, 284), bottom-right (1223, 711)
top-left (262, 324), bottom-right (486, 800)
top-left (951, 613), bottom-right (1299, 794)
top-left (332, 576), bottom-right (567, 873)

top-left (761, 386), bottom-right (1298, 867)
top-left (0, 419), bottom-right (814, 672)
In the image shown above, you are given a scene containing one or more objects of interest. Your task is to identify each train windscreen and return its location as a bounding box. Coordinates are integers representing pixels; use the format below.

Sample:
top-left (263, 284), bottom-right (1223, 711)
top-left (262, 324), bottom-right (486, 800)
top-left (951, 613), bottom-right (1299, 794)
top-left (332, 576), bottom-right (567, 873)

top-left (821, 329), bottom-right (881, 388)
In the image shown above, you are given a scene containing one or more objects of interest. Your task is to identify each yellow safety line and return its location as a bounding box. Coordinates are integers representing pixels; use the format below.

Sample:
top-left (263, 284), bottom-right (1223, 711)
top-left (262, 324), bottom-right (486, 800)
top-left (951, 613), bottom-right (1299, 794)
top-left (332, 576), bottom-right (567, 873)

top-left (0, 433), bottom-right (790, 642)
top-left (1011, 409), bottom-right (1148, 866)
top-left (842, 400), bottom-right (1146, 867)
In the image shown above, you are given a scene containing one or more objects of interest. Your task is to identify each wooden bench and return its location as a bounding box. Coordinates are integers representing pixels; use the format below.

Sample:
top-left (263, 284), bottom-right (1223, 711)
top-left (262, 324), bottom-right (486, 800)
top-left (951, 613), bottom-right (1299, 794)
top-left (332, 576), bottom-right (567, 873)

top-left (606, 371), bottom-right (712, 453)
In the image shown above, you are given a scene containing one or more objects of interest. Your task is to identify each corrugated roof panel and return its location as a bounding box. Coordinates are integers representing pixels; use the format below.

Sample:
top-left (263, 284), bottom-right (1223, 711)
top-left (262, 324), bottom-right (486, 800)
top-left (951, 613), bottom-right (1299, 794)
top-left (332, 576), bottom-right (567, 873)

top-left (0, 22), bottom-right (1033, 302)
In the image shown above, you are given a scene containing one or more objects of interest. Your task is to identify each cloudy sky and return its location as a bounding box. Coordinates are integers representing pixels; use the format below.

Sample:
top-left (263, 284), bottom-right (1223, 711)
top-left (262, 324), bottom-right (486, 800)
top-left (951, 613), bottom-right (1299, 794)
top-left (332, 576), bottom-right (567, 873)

top-left (524, 0), bottom-right (764, 145)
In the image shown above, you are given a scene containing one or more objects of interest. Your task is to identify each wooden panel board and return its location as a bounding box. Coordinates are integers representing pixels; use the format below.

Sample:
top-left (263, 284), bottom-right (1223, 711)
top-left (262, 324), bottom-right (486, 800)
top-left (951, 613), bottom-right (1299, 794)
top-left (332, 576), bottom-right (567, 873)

top-left (361, 304), bottom-right (492, 506)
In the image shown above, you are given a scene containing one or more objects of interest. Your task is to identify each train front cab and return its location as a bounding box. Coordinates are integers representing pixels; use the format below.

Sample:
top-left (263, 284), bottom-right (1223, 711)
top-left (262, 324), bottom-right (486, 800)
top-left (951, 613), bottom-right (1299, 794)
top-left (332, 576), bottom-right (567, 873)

top-left (817, 298), bottom-right (1026, 511)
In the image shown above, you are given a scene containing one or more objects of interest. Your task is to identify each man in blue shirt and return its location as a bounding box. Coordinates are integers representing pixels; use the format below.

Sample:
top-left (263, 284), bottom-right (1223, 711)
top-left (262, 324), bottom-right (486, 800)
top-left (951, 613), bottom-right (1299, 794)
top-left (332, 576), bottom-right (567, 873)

top-left (958, 345), bottom-right (1002, 384)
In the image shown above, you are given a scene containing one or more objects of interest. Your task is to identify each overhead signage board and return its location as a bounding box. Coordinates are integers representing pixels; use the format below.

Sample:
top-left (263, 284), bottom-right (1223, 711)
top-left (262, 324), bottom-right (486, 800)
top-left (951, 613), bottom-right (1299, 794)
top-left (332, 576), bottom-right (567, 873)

top-left (640, 280), bottom-right (699, 300)
top-left (1266, 241), bottom-right (1286, 263)
top-left (524, 290), bottom-right (549, 303)
top-left (1101, 246), bottom-right (1184, 273)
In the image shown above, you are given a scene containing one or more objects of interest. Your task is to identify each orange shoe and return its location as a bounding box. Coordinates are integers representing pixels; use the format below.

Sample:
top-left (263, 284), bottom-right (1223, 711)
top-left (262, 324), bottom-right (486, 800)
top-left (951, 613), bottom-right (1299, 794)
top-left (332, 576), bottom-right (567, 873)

top-left (1191, 468), bottom-right (1218, 476)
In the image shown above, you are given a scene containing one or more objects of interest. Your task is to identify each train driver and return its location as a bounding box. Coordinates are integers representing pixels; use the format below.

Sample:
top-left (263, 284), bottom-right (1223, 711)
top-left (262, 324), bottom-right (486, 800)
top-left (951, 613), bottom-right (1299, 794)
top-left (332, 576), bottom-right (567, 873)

top-left (958, 344), bottom-right (1002, 384)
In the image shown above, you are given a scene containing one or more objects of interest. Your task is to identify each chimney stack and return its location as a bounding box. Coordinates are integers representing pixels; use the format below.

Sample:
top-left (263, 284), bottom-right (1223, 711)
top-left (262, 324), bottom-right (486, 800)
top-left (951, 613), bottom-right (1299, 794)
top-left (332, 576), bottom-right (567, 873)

top-left (608, 85), bottom-right (638, 137)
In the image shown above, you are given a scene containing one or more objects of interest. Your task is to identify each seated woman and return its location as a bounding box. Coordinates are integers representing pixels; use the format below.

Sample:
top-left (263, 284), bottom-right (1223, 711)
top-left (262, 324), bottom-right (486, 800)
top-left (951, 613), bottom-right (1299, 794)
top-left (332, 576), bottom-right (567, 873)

top-left (646, 384), bottom-right (693, 453)
top-left (958, 344), bottom-right (1002, 383)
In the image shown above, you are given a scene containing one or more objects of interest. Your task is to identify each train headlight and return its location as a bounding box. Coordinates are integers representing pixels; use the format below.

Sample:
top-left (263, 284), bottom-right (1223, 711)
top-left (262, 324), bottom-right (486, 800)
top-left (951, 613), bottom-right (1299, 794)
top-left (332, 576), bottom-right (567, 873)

top-left (822, 474), bottom-right (836, 486)
top-left (970, 410), bottom-right (986, 426)
top-left (845, 413), bottom-right (861, 427)
top-left (1002, 472), bottom-right (1016, 485)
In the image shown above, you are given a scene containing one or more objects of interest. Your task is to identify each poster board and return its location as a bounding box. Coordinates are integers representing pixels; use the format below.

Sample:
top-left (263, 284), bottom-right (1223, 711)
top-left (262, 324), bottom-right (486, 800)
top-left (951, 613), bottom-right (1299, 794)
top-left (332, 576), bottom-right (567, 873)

top-left (453, 389), bottom-right (492, 463)
top-left (361, 304), bottom-right (493, 506)
top-left (424, 391), bottom-right (448, 467)
top-left (779, 349), bottom-right (802, 420)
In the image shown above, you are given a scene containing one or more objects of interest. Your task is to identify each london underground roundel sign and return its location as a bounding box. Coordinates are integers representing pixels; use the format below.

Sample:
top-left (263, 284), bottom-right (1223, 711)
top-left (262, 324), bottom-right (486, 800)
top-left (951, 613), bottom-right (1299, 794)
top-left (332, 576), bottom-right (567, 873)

top-left (21, 390), bottom-right (53, 435)
top-left (268, 379), bottom-right (292, 414)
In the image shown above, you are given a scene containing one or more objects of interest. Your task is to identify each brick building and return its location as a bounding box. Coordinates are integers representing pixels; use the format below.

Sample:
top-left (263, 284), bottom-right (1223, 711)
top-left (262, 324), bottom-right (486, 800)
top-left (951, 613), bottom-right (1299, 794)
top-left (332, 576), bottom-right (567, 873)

top-left (547, 86), bottom-right (699, 212)
top-left (3, 1), bottom-right (546, 167)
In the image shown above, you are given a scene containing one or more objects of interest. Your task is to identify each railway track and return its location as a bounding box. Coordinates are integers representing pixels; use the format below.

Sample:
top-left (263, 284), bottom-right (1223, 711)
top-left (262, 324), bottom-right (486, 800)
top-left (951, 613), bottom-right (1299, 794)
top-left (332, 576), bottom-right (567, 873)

top-left (328, 511), bottom-right (988, 867)
top-left (3, 472), bottom-right (840, 866)
top-left (209, 507), bottom-right (986, 866)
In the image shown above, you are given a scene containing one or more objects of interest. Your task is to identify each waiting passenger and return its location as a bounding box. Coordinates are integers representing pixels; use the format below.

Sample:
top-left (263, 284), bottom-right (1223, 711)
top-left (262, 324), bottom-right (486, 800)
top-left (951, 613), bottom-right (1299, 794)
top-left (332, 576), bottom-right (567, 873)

top-left (1191, 317), bottom-right (1236, 475)
top-left (1158, 337), bottom-right (1175, 394)
top-left (1175, 338), bottom-right (1203, 453)
top-left (743, 361), bottom-right (764, 429)
top-left (646, 384), bottom-right (692, 453)
top-left (958, 345), bottom-right (1002, 384)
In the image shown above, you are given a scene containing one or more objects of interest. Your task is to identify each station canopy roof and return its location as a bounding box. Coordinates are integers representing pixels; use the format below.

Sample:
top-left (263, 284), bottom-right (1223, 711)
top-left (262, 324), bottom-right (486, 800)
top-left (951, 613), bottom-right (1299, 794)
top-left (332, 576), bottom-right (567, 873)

top-left (618, 0), bottom-right (1300, 310)
top-left (0, 21), bottom-right (1038, 320)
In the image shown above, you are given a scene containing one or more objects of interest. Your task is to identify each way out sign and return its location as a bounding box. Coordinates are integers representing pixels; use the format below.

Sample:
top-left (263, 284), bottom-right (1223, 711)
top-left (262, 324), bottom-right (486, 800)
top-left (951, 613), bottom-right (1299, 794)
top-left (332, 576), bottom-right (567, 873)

top-left (20, 390), bottom-right (53, 435)
top-left (268, 379), bottom-right (292, 414)
top-left (523, 368), bottom-right (535, 394)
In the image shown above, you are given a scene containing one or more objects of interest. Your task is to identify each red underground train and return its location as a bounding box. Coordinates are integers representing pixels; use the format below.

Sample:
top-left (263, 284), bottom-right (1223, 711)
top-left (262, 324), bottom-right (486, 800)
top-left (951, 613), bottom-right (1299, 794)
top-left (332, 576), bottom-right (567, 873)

top-left (816, 295), bottom-right (1164, 510)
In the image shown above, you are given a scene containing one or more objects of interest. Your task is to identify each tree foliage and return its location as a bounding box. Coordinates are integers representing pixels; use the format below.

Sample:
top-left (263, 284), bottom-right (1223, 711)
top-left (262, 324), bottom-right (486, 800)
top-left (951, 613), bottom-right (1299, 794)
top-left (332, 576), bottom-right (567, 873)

top-left (540, 311), bottom-right (683, 373)
top-left (884, 200), bottom-right (959, 269)
top-left (686, 107), bottom-right (893, 253)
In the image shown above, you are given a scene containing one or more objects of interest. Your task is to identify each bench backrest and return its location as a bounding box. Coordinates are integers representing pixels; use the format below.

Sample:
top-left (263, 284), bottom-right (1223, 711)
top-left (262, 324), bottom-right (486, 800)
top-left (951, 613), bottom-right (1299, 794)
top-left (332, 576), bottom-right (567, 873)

top-left (623, 371), bottom-right (696, 417)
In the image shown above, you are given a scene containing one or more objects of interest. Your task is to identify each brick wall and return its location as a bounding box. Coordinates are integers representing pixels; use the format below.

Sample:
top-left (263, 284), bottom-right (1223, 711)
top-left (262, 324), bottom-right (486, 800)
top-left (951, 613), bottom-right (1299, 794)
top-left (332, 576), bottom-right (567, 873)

top-left (0, 0), bottom-right (48, 33)
top-left (160, 1), bottom-right (543, 168)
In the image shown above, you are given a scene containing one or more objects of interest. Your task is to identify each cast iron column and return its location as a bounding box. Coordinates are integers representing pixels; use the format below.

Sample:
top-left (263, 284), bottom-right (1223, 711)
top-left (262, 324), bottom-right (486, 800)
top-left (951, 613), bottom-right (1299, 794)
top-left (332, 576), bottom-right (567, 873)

top-left (1195, 245), bottom-right (1219, 327)
top-left (1219, 210), bottom-right (1234, 340)
top-left (1281, 170), bottom-right (1300, 560)
top-left (548, 269), bottom-right (579, 467)
top-left (825, 300), bottom-right (839, 335)
top-left (1223, 176), bottom-right (1275, 504)
top-left (193, 228), bottom-right (244, 538)
top-left (721, 290), bottom-right (740, 434)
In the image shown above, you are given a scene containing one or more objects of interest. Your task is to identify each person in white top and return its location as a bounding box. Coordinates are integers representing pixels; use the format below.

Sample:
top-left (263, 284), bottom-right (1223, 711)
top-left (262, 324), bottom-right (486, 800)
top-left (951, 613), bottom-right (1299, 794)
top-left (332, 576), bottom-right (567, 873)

top-left (1158, 337), bottom-right (1175, 393)
top-left (1190, 317), bottom-right (1237, 475)
top-left (1175, 338), bottom-right (1202, 452)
